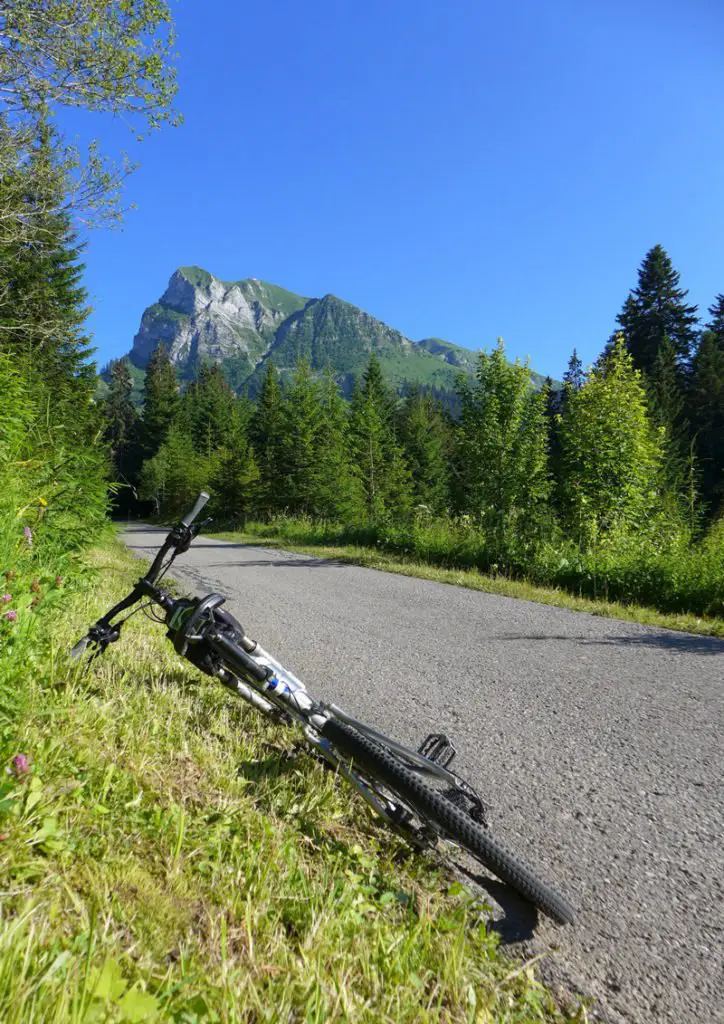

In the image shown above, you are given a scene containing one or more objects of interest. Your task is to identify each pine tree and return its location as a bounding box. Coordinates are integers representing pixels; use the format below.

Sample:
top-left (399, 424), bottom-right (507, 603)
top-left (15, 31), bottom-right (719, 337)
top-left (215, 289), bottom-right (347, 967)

top-left (210, 404), bottom-right (260, 524)
top-left (140, 344), bottom-right (180, 459)
top-left (455, 340), bottom-right (550, 556)
top-left (559, 335), bottom-right (665, 545)
top-left (396, 388), bottom-right (451, 514)
top-left (250, 361), bottom-right (284, 518)
top-left (278, 360), bottom-right (324, 515)
top-left (0, 126), bottom-right (97, 431)
top-left (563, 349), bottom-right (584, 391)
top-left (689, 296), bottom-right (724, 515)
top-left (646, 334), bottom-right (689, 498)
top-left (349, 354), bottom-right (412, 522)
top-left (314, 367), bottom-right (364, 521)
top-left (103, 359), bottom-right (140, 493)
top-left (616, 245), bottom-right (699, 371)
top-left (182, 363), bottom-right (236, 457)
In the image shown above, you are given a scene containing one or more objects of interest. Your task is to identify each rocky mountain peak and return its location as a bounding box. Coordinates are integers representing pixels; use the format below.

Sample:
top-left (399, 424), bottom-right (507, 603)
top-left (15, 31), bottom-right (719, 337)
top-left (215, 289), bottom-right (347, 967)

top-left (125, 266), bottom-right (552, 398)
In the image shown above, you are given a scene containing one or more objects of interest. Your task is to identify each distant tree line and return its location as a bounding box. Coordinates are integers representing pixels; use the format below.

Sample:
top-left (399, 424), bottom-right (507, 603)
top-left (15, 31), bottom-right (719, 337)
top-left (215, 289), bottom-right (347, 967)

top-left (104, 245), bottom-right (723, 562)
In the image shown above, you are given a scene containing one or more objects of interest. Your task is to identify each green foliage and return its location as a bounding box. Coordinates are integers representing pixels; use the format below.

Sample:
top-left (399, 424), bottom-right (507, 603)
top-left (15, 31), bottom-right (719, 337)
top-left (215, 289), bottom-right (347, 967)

top-left (397, 388), bottom-right (452, 514)
top-left (0, 0), bottom-right (179, 233)
top-left (616, 244), bottom-right (699, 371)
top-left (138, 424), bottom-right (208, 518)
top-left (181, 363), bottom-right (236, 457)
top-left (349, 355), bottom-right (413, 523)
top-left (689, 299), bottom-right (724, 515)
top-left (103, 360), bottom-right (140, 496)
top-left (250, 361), bottom-right (285, 519)
top-left (455, 340), bottom-right (551, 558)
top-left (0, 541), bottom-right (579, 1023)
top-left (559, 336), bottom-right (666, 546)
top-left (139, 344), bottom-right (180, 459)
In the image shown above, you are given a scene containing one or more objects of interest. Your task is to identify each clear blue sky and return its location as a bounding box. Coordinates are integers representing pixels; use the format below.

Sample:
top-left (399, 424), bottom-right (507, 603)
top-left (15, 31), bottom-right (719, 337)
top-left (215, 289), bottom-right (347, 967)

top-left (61, 0), bottom-right (724, 379)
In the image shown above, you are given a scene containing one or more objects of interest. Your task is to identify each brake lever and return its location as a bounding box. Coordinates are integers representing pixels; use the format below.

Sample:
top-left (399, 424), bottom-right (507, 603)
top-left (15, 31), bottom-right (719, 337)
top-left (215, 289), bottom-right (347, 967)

top-left (69, 622), bottom-right (121, 661)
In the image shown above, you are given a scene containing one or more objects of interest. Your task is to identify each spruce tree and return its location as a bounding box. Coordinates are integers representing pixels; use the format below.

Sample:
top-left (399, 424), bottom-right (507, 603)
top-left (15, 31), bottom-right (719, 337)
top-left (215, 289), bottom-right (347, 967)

top-left (563, 349), bottom-right (584, 391)
top-left (250, 361), bottom-right (284, 518)
top-left (140, 344), bottom-right (180, 459)
top-left (183, 363), bottom-right (236, 457)
top-left (349, 354), bottom-right (412, 522)
top-left (616, 244), bottom-right (698, 371)
top-left (0, 127), bottom-right (97, 430)
top-left (314, 367), bottom-right (364, 521)
top-left (278, 360), bottom-right (324, 515)
top-left (211, 404), bottom-right (260, 524)
top-left (103, 359), bottom-right (140, 493)
top-left (396, 388), bottom-right (451, 514)
top-left (689, 297), bottom-right (724, 515)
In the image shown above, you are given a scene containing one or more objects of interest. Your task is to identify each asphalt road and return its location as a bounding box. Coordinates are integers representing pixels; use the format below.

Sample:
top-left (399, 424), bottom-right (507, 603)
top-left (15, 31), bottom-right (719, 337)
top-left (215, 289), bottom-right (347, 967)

top-left (122, 526), bottom-right (724, 1024)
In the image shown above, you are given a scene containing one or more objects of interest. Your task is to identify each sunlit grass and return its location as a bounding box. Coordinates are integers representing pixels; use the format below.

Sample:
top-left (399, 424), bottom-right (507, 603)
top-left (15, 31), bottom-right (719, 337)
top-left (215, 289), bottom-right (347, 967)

top-left (0, 540), bottom-right (587, 1022)
top-left (212, 524), bottom-right (724, 638)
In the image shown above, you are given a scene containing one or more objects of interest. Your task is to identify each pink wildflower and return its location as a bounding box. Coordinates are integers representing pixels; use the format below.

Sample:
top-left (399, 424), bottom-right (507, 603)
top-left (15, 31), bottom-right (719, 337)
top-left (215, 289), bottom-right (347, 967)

top-left (11, 754), bottom-right (29, 779)
top-left (23, 527), bottom-right (32, 546)
top-left (1, 594), bottom-right (11, 603)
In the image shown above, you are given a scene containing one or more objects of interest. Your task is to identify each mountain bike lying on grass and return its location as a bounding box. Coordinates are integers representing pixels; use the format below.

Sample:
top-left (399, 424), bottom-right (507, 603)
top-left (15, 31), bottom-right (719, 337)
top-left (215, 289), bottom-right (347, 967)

top-left (72, 493), bottom-right (574, 925)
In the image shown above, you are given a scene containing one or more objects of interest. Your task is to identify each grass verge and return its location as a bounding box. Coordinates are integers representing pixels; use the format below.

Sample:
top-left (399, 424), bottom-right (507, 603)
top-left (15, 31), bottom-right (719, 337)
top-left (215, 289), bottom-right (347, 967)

top-left (211, 528), bottom-right (724, 638)
top-left (0, 538), bottom-right (586, 1023)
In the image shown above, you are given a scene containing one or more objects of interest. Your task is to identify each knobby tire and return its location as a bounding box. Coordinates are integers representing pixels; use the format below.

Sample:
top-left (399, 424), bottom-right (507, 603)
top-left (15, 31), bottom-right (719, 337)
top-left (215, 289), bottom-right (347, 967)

top-left (320, 718), bottom-right (574, 924)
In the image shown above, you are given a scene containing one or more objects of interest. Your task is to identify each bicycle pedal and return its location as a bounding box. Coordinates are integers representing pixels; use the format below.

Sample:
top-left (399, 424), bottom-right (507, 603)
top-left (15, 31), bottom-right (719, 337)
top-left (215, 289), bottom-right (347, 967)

top-left (418, 733), bottom-right (457, 769)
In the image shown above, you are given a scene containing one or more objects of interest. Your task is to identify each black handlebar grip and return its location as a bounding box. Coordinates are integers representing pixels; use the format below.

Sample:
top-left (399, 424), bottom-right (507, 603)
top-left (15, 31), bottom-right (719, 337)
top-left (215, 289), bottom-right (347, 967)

top-left (180, 491), bottom-right (210, 528)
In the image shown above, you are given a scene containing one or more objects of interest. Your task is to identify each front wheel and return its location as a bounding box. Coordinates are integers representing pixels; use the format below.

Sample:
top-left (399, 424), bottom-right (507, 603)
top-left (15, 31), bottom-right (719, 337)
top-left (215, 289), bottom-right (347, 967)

top-left (320, 718), bottom-right (574, 925)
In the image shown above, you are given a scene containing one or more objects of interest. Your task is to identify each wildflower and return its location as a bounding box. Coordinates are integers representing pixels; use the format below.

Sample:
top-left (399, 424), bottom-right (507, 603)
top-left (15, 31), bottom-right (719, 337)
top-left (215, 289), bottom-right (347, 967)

top-left (0, 834), bottom-right (9, 842)
top-left (38, 497), bottom-right (47, 507)
top-left (11, 754), bottom-right (29, 779)
top-left (4, 610), bottom-right (17, 621)
top-left (23, 527), bottom-right (32, 546)
top-left (1, 594), bottom-right (11, 604)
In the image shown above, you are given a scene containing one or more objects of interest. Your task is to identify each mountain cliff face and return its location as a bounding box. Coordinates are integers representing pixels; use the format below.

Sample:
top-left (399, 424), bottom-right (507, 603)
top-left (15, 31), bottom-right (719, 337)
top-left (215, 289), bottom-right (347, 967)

top-left (127, 266), bottom-right (549, 394)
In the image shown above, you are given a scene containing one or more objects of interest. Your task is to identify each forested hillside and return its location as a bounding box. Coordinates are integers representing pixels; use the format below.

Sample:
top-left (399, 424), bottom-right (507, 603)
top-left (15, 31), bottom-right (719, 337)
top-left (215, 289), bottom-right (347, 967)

top-left (111, 264), bottom-right (551, 400)
top-left (102, 244), bottom-right (724, 619)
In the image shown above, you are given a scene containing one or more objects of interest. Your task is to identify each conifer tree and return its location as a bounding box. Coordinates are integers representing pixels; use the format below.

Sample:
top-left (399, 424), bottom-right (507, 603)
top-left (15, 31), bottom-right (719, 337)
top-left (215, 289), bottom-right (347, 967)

top-left (689, 296), bottom-right (724, 514)
top-left (0, 127), bottom-right (97, 430)
top-left (349, 354), bottom-right (412, 522)
top-left (140, 344), bottom-right (180, 459)
top-left (563, 349), bottom-right (584, 391)
top-left (396, 388), bottom-right (451, 514)
top-left (278, 360), bottom-right (324, 515)
top-left (314, 367), bottom-right (364, 521)
top-left (211, 404), bottom-right (260, 524)
top-left (250, 361), bottom-right (284, 518)
top-left (103, 359), bottom-right (140, 492)
top-left (182, 363), bottom-right (236, 457)
top-left (616, 245), bottom-right (698, 371)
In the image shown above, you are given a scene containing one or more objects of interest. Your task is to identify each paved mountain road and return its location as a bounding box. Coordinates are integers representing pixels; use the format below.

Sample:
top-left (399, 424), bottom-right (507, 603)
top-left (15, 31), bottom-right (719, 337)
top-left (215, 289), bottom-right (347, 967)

top-left (122, 527), bottom-right (724, 1024)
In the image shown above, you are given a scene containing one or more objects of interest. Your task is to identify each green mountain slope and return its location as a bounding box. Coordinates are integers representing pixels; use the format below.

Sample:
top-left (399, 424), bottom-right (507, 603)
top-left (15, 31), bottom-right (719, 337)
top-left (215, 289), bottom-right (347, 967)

top-left (122, 266), bottom-right (554, 397)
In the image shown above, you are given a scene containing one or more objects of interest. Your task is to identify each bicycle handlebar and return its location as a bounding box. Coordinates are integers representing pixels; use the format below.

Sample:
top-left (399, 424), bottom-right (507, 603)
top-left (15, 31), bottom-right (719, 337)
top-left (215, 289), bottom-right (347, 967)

top-left (180, 491), bottom-right (210, 528)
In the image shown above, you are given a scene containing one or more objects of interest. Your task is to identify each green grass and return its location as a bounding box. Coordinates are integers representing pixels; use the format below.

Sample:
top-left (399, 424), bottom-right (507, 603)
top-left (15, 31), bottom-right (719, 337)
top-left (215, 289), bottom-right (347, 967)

top-left (0, 539), bottom-right (587, 1023)
top-left (211, 523), bottom-right (724, 638)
